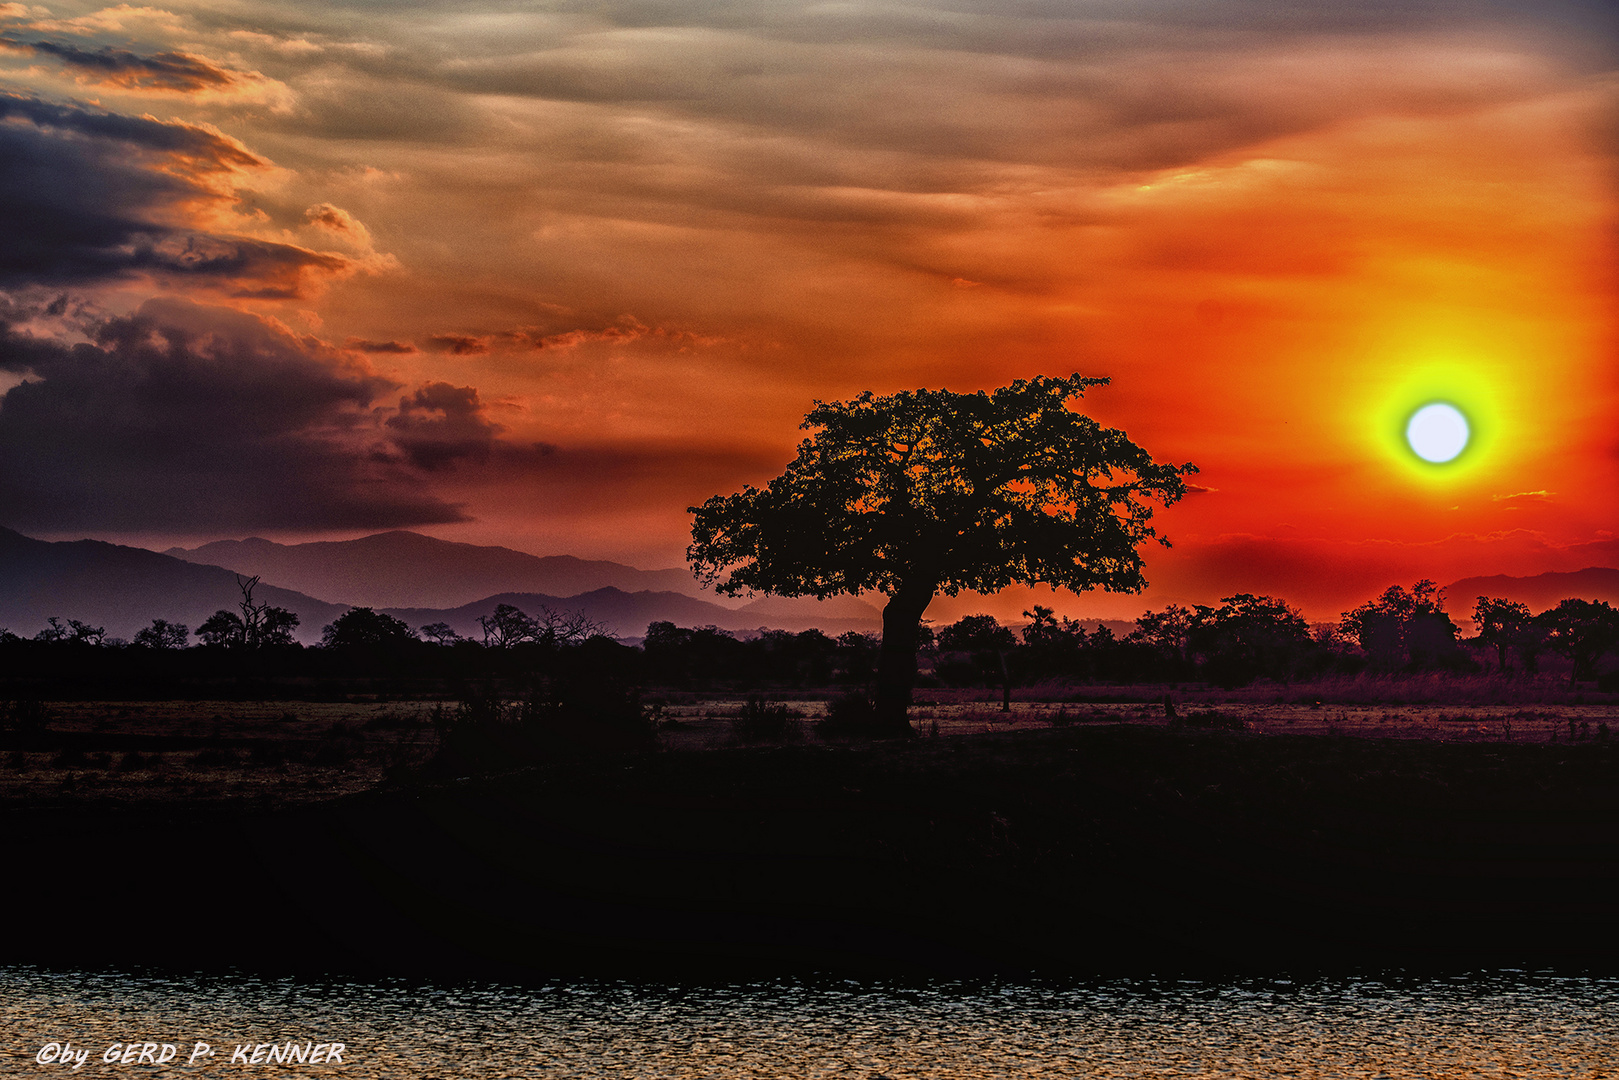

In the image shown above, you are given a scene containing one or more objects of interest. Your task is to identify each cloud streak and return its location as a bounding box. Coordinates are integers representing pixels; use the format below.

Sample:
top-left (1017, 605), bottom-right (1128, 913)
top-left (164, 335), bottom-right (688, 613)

top-left (0, 35), bottom-right (242, 92)
top-left (0, 92), bottom-right (359, 296)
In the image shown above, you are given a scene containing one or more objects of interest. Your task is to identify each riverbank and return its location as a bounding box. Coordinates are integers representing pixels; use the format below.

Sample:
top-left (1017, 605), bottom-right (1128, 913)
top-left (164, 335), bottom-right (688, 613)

top-left (5, 725), bottom-right (1617, 979)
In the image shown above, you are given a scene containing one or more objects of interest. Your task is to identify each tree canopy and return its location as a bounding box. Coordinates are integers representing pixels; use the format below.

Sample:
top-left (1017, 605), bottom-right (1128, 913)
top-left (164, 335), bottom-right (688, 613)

top-left (196, 576), bottom-right (298, 649)
top-left (1538, 598), bottom-right (1619, 686)
top-left (688, 374), bottom-right (1195, 731)
top-left (321, 607), bottom-right (415, 651)
top-left (1340, 580), bottom-right (1460, 669)
top-left (689, 374), bottom-right (1194, 602)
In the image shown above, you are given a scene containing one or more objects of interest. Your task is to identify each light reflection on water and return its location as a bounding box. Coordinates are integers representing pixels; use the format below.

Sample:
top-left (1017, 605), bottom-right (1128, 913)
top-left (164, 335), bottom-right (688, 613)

top-left (3, 967), bottom-right (1614, 1077)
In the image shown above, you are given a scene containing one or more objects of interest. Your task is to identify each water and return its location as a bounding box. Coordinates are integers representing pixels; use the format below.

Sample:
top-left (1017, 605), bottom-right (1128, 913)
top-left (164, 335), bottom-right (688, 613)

top-left (4, 968), bottom-right (1614, 1077)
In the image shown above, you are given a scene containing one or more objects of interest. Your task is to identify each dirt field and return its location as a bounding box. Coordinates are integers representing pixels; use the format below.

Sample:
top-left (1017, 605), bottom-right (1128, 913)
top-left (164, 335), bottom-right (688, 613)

top-left (0, 699), bottom-right (440, 806)
top-left (4, 687), bottom-right (1614, 805)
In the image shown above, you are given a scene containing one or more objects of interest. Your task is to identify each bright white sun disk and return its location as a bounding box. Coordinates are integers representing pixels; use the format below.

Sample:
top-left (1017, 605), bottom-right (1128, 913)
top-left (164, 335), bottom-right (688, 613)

top-left (1406, 403), bottom-right (1469, 463)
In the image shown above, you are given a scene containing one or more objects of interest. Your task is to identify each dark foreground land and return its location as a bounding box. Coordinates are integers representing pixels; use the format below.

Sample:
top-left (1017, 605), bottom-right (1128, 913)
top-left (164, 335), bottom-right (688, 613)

top-left (6, 723), bottom-right (1617, 979)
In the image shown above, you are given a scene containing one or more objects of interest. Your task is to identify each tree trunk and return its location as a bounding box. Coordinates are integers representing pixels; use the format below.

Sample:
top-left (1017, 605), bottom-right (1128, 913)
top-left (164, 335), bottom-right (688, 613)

top-left (873, 582), bottom-right (936, 736)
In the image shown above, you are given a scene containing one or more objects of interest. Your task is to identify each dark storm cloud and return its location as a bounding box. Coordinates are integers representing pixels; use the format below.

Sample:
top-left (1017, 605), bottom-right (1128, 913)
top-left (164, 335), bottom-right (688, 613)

top-left (345, 337), bottom-right (417, 353)
top-left (0, 298), bottom-right (471, 531)
top-left (0, 92), bottom-right (351, 294)
top-left (383, 381), bottom-right (506, 471)
top-left (0, 36), bottom-right (241, 92)
top-left (425, 334), bottom-right (491, 355)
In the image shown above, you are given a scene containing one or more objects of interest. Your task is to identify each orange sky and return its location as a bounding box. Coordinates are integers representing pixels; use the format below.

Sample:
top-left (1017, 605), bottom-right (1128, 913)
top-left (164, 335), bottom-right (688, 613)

top-left (0, 0), bottom-right (1613, 622)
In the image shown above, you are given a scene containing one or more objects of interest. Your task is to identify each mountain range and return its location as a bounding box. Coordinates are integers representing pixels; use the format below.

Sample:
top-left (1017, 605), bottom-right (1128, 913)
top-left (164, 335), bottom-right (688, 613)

top-left (0, 526), bottom-right (348, 643)
top-left (1445, 567), bottom-right (1619, 615)
top-left (1, 527), bottom-right (883, 643)
top-left (4, 525), bottom-right (1614, 645)
top-left (165, 531), bottom-right (703, 609)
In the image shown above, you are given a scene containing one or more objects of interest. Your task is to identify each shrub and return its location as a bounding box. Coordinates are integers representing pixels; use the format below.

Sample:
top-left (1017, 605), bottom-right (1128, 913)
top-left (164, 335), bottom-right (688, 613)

top-left (817, 691), bottom-right (890, 738)
top-left (363, 710), bottom-right (419, 731)
top-left (0, 699), bottom-right (52, 733)
top-left (425, 679), bottom-right (656, 776)
top-left (311, 742), bottom-right (355, 768)
top-left (731, 695), bottom-right (800, 742)
top-left (1169, 709), bottom-right (1245, 731)
top-left (249, 744), bottom-right (289, 767)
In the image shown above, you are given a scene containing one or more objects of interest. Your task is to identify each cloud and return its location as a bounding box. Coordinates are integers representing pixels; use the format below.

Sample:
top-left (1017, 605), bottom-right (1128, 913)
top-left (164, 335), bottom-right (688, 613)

top-left (425, 334), bottom-right (491, 355)
top-left (422, 320), bottom-right (723, 356)
top-left (382, 381), bottom-right (509, 471)
top-left (0, 297), bottom-right (475, 531)
top-left (1492, 490), bottom-right (1556, 507)
top-left (0, 91), bottom-right (355, 296)
top-left (0, 35), bottom-right (242, 92)
top-left (345, 337), bottom-right (416, 353)
top-left (304, 202), bottom-right (373, 245)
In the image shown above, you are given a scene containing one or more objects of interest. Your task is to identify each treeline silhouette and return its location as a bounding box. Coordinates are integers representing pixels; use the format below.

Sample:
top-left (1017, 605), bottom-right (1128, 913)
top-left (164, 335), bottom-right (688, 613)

top-left (2, 577), bottom-right (1615, 700)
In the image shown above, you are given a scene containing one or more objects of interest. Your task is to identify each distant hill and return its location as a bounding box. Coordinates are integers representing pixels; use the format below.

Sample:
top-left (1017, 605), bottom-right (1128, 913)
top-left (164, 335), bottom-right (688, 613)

top-left (735, 591), bottom-right (884, 626)
top-left (1444, 568), bottom-right (1619, 617)
top-left (165, 531), bottom-right (704, 610)
top-left (382, 589), bottom-right (882, 641)
top-left (0, 527), bottom-right (347, 644)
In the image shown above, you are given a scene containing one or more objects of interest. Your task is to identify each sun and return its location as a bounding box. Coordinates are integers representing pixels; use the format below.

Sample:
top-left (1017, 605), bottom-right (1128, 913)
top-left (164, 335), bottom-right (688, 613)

top-left (1359, 346), bottom-right (1504, 484)
top-left (1406, 402), bottom-right (1469, 463)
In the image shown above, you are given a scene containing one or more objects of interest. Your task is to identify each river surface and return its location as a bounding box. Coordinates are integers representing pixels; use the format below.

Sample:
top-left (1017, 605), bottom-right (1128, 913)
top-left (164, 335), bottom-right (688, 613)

top-left (4, 967), bottom-right (1615, 1077)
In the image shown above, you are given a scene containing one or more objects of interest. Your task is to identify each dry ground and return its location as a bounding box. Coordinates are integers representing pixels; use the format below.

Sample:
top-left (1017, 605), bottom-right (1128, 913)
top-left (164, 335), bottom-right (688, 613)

top-left (0, 699), bottom-right (439, 806)
top-left (3, 687), bottom-right (1615, 805)
top-left (653, 693), bottom-right (1619, 749)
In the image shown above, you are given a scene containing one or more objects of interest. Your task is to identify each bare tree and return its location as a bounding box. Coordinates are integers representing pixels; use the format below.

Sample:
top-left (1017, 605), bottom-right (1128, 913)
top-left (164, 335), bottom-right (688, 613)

top-left (198, 576), bottom-right (299, 648)
top-left (478, 603), bottom-right (605, 648)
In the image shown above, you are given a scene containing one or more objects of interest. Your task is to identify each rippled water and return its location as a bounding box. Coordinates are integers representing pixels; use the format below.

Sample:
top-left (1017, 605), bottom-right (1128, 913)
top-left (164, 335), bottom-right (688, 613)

top-left (4, 967), bottom-right (1615, 1077)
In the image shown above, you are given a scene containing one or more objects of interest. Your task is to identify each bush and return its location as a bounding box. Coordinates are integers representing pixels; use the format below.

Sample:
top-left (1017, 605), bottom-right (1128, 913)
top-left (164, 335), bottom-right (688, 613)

top-left (817, 691), bottom-right (886, 738)
top-left (50, 747), bottom-right (86, 768)
top-left (425, 679), bottom-right (656, 776)
top-left (731, 695), bottom-right (800, 742)
top-left (1169, 709), bottom-right (1245, 731)
top-left (0, 698), bottom-right (52, 733)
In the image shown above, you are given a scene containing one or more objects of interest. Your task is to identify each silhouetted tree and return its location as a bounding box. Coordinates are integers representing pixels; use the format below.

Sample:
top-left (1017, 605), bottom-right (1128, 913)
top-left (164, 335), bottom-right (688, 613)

top-left (197, 576), bottom-right (299, 648)
top-left (1021, 605), bottom-right (1088, 679)
top-left (418, 621), bottom-right (461, 646)
top-left (1340, 580), bottom-right (1459, 670)
top-left (132, 618), bottom-right (189, 649)
top-left (1187, 594), bottom-right (1311, 687)
top-left (196, 610), bottom-right (246, 647)
top-left (1132, 604), bottom-right (1194, 667)
top-left (1471, 596), bottom-right (1536, 673)
top-left (477, 603), bottom-right (602, 649)
top-left (1538, 599), bottom-right (1619, 687)
top-left (322, 607), bottom-right (415, 650)
top-left (33, 617), bottom-right (68, 643)
top-left (478, 603), bottom-right (537, 648)
top-left (834, 630), bottom-right (881, 684)
top-left (32, 617), bottom-right (105, 645)
top-left (66, 619), bottom-right (105, 645)
top-left (938, 614), bottom-right (1018, 710)
top-left (688, 375), bottom-right (1194, 734)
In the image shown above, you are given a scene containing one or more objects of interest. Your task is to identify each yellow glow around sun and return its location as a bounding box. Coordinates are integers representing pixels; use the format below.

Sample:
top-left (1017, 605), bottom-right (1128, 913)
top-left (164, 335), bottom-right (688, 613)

top-left (1368, 353), bottom-right (1505, 484)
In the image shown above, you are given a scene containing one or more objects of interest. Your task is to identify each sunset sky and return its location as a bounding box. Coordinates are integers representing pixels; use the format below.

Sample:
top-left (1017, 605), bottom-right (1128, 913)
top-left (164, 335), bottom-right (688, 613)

top-left (0, 0), bottom-right (1613, 622)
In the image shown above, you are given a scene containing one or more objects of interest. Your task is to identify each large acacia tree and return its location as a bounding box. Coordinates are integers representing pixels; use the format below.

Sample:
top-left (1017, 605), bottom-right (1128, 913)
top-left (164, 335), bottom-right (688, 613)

top-left (687, 374), bottom-right (1196, 734)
